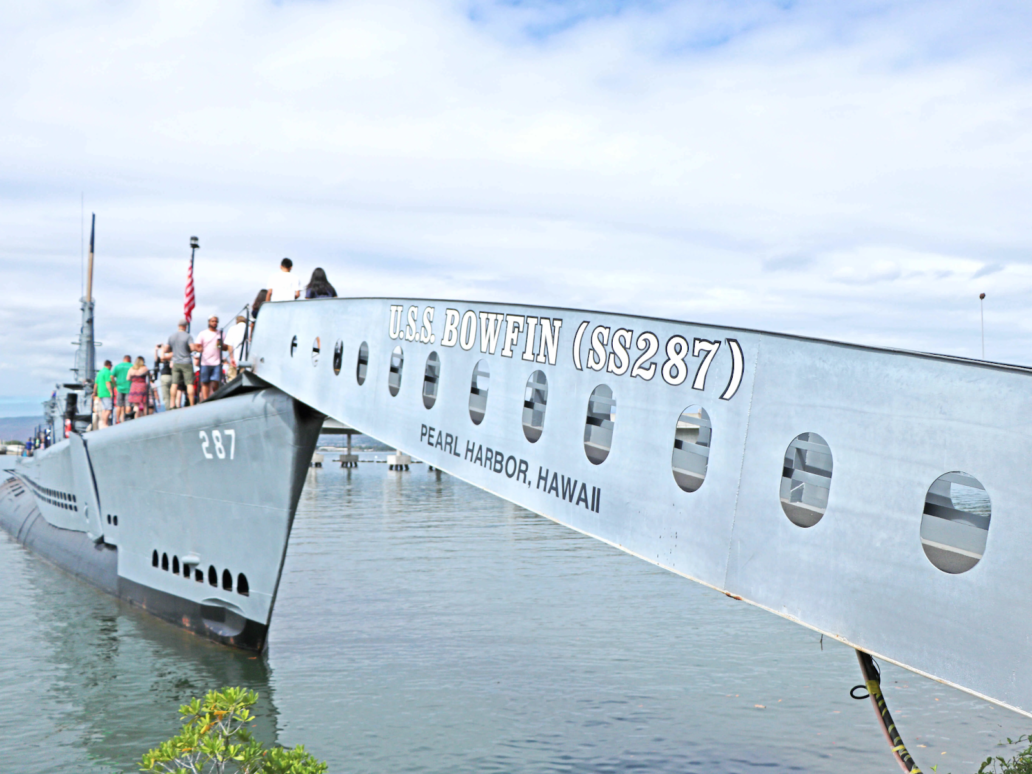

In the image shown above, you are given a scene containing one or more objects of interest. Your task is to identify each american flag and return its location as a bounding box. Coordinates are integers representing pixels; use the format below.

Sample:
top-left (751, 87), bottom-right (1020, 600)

top-left (184, 253), bottom-right (195, 326)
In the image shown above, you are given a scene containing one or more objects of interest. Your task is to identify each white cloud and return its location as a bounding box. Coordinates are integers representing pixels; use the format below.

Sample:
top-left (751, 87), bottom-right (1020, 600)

top-left (2, 0), bottom-right (1032, 404)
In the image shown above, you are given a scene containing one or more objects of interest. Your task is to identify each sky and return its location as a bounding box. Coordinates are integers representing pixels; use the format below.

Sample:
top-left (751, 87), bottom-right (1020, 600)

top-left (2, 0), bottom-right (1031, 416)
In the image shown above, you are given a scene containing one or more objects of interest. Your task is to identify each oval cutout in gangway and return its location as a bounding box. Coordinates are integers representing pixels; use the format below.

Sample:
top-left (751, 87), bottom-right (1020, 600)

top-left (522, 370), bottom-right (548, 443)
top-left (921, 471), bottom-right (991, 574)
top-left (423, 352), bottom-right (440, 409)
top-left (583, 385), bottom-right (615, 465)
top-left (332, 340), bottom-right (343, 375)
top-left (469, 360), bottom-right (490, 425)
top-left (780, 432), bottom-right (833, 528)
top-left (388, 346), bottom-right (404, 397)
top-left (356, 342), bottom-right (369, 385)
top-left (671, 406), bottom-right (711, 492)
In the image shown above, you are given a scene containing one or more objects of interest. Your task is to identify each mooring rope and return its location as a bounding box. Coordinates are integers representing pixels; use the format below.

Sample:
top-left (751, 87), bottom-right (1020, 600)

top-left (852, 650), bottom-right (922, 773)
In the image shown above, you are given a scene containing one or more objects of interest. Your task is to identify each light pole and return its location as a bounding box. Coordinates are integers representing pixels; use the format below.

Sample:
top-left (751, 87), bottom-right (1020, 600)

top-left (979, 292), bottom-right (986, 360)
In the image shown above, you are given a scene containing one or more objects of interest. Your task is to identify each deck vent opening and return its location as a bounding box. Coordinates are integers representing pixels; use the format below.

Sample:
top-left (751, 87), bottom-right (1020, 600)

top-left (469, 360), bottom-right (490, 425)
top-left (195, 569), bottom-right (204, 583)
top-left (222, 569), bottom-right (233, 592)
top-left (671, 406), bottom-right (712, 493)
top-left (311, 336), bottom-right (321, 367)
top-left (583, 385), bottom-right (616, 465)
top-left (388, 346), bottom-right (404, 397)
top-left (151, 550), bottom-right (158, 567)
top-left (290, 335), bottom-right (298, 357)
top-left (172, 556), bottom-right (180, 574)
top-left (107, 514), bottom-right (111, 524)
top-left (208, 566), bottom-right (218, 586)
top-left (237, 573), bottom-right (250, 596)
top-left (422, 352), bottom-right (441, 409)
top-left (921, 472), bottom-right (991, 574)
top-left (356, 342), bottom-right (369, 385)
top-left (333, 340), bottom-right (343, 375)
top-left (113, 515), bottom-right (118, 526)
top-left (780, 432), bottom-right (833, 528)
top-left (522, 370), bottom-right (548, 443)
top-left (161, 553), bottom-right (169, 571)
top-left (183, 562), bottom-right (191, 578)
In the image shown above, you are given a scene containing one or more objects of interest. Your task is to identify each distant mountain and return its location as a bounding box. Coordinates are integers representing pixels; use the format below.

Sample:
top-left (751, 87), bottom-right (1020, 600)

top-left (0, 416), bottom-right (43, 443)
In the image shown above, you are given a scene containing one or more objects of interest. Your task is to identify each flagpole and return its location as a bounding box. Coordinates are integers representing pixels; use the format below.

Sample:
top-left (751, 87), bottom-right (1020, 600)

top-left (186, 236), bottom-right (199, 333)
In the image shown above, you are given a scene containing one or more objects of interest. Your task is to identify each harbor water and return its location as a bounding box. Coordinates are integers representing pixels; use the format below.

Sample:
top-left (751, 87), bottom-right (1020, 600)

top-left (0, 458), bottom-right (1026, 772)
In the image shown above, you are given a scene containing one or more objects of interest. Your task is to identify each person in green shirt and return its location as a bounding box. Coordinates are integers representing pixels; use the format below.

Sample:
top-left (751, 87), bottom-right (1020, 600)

top-left (93, 359), bottom-right (115, 428)
top-left (112, 355), bottom-right (133, 424)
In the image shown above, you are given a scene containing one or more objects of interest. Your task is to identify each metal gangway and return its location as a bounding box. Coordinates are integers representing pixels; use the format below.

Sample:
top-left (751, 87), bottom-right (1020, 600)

top-left (248, 297), bottom-right (1032, 730)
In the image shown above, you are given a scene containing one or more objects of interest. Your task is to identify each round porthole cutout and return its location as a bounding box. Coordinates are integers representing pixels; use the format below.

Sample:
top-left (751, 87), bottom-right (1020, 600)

top-left (469, 360), bottom-right (490, 425)
top-left (921, 472), bottom-right (991, 574)
top-left (388, 346), bottom-right (404, 397)
top-left (671, 406), bottom-right (711, 493)
top-left (522, 370), bottom-right (548, 443)
top-left (423, 352), bottom-right (440, 409)
top-left (332, 341), bottom-right (343, 375)
top-left (356, 342), bottom-right (369, 385)
top-left (583, 385), bottom-right (615, 465)
top-left (780, 432), bottom-right (833, 527)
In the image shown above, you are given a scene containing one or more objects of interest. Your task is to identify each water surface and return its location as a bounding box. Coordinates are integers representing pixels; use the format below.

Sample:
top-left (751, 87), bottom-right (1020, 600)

top-left (0, 461), bottom-right (1025, 772)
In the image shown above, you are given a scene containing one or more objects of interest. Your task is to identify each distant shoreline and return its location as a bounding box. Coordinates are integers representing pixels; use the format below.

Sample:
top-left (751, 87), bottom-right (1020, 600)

top-left (0, 416), bottom-right (40, 443)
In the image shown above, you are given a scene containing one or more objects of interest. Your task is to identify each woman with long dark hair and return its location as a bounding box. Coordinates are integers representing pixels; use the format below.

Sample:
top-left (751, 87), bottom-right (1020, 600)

top-left (252, 288), bottom-right (268, 317)
top-left (305, 268), bottom-right (337, 299)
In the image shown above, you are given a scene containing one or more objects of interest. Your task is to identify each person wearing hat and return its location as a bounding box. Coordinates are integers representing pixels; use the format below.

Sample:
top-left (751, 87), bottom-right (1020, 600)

top-left (167, 319), bottom-right (201, 408)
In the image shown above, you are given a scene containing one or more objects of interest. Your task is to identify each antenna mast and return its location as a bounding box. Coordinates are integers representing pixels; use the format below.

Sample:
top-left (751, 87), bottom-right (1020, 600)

top-left (78, 214), bottom-right (97, 385)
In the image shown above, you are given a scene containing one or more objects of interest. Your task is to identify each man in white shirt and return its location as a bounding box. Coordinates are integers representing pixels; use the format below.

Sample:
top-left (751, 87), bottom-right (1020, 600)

top-left (268, 257), bottom-right (301, 302)
top-left (223, 315), bottom-right (248, 378)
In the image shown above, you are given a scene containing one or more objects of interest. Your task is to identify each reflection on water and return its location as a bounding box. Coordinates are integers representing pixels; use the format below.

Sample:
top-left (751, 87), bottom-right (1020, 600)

top-left (0, 537), bottom-right (277, 773)
top-left (1, 461), bottom-right (1027, 772)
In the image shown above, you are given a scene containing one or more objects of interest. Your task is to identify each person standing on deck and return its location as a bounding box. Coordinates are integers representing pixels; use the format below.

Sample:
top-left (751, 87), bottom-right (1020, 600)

top-left (128, 357), bottom-right (151, 417)
top-left (112, 355), bottom-right (133, 424)
top-left (196, 315), bottom-right (230, 401)
top-left (223, 315), bottom-right (247, 379)
top-left (153, 343), bottom-right (171, 411)
top-left (304, 267), bottom-right (337, 299)
top-left (93, 359), bottom-right (115, 428)
top-left (168, 320), bottom-right (200, 408)
top-left (267, 257), bottom-right (301, 302)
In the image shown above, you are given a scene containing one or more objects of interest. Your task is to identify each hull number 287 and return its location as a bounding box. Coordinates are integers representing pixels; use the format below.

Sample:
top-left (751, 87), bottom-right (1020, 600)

top-left (200, 429), bottom-right (236, 460)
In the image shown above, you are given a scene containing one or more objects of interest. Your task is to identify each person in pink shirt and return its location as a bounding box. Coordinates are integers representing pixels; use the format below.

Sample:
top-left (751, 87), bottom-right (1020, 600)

top-left (195, 315), bottom-right (230, 401)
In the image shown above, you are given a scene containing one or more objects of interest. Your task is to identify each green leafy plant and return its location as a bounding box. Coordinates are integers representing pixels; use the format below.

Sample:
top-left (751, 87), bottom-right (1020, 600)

top-left (140, 687), bottom-right (327, 774)
top-left (977, 735), bottom-right (1032, 774)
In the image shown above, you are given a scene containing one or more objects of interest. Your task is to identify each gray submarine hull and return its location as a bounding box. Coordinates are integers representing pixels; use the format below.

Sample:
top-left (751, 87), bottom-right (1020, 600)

top-left (0, 375), bottom-right (322, 651)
